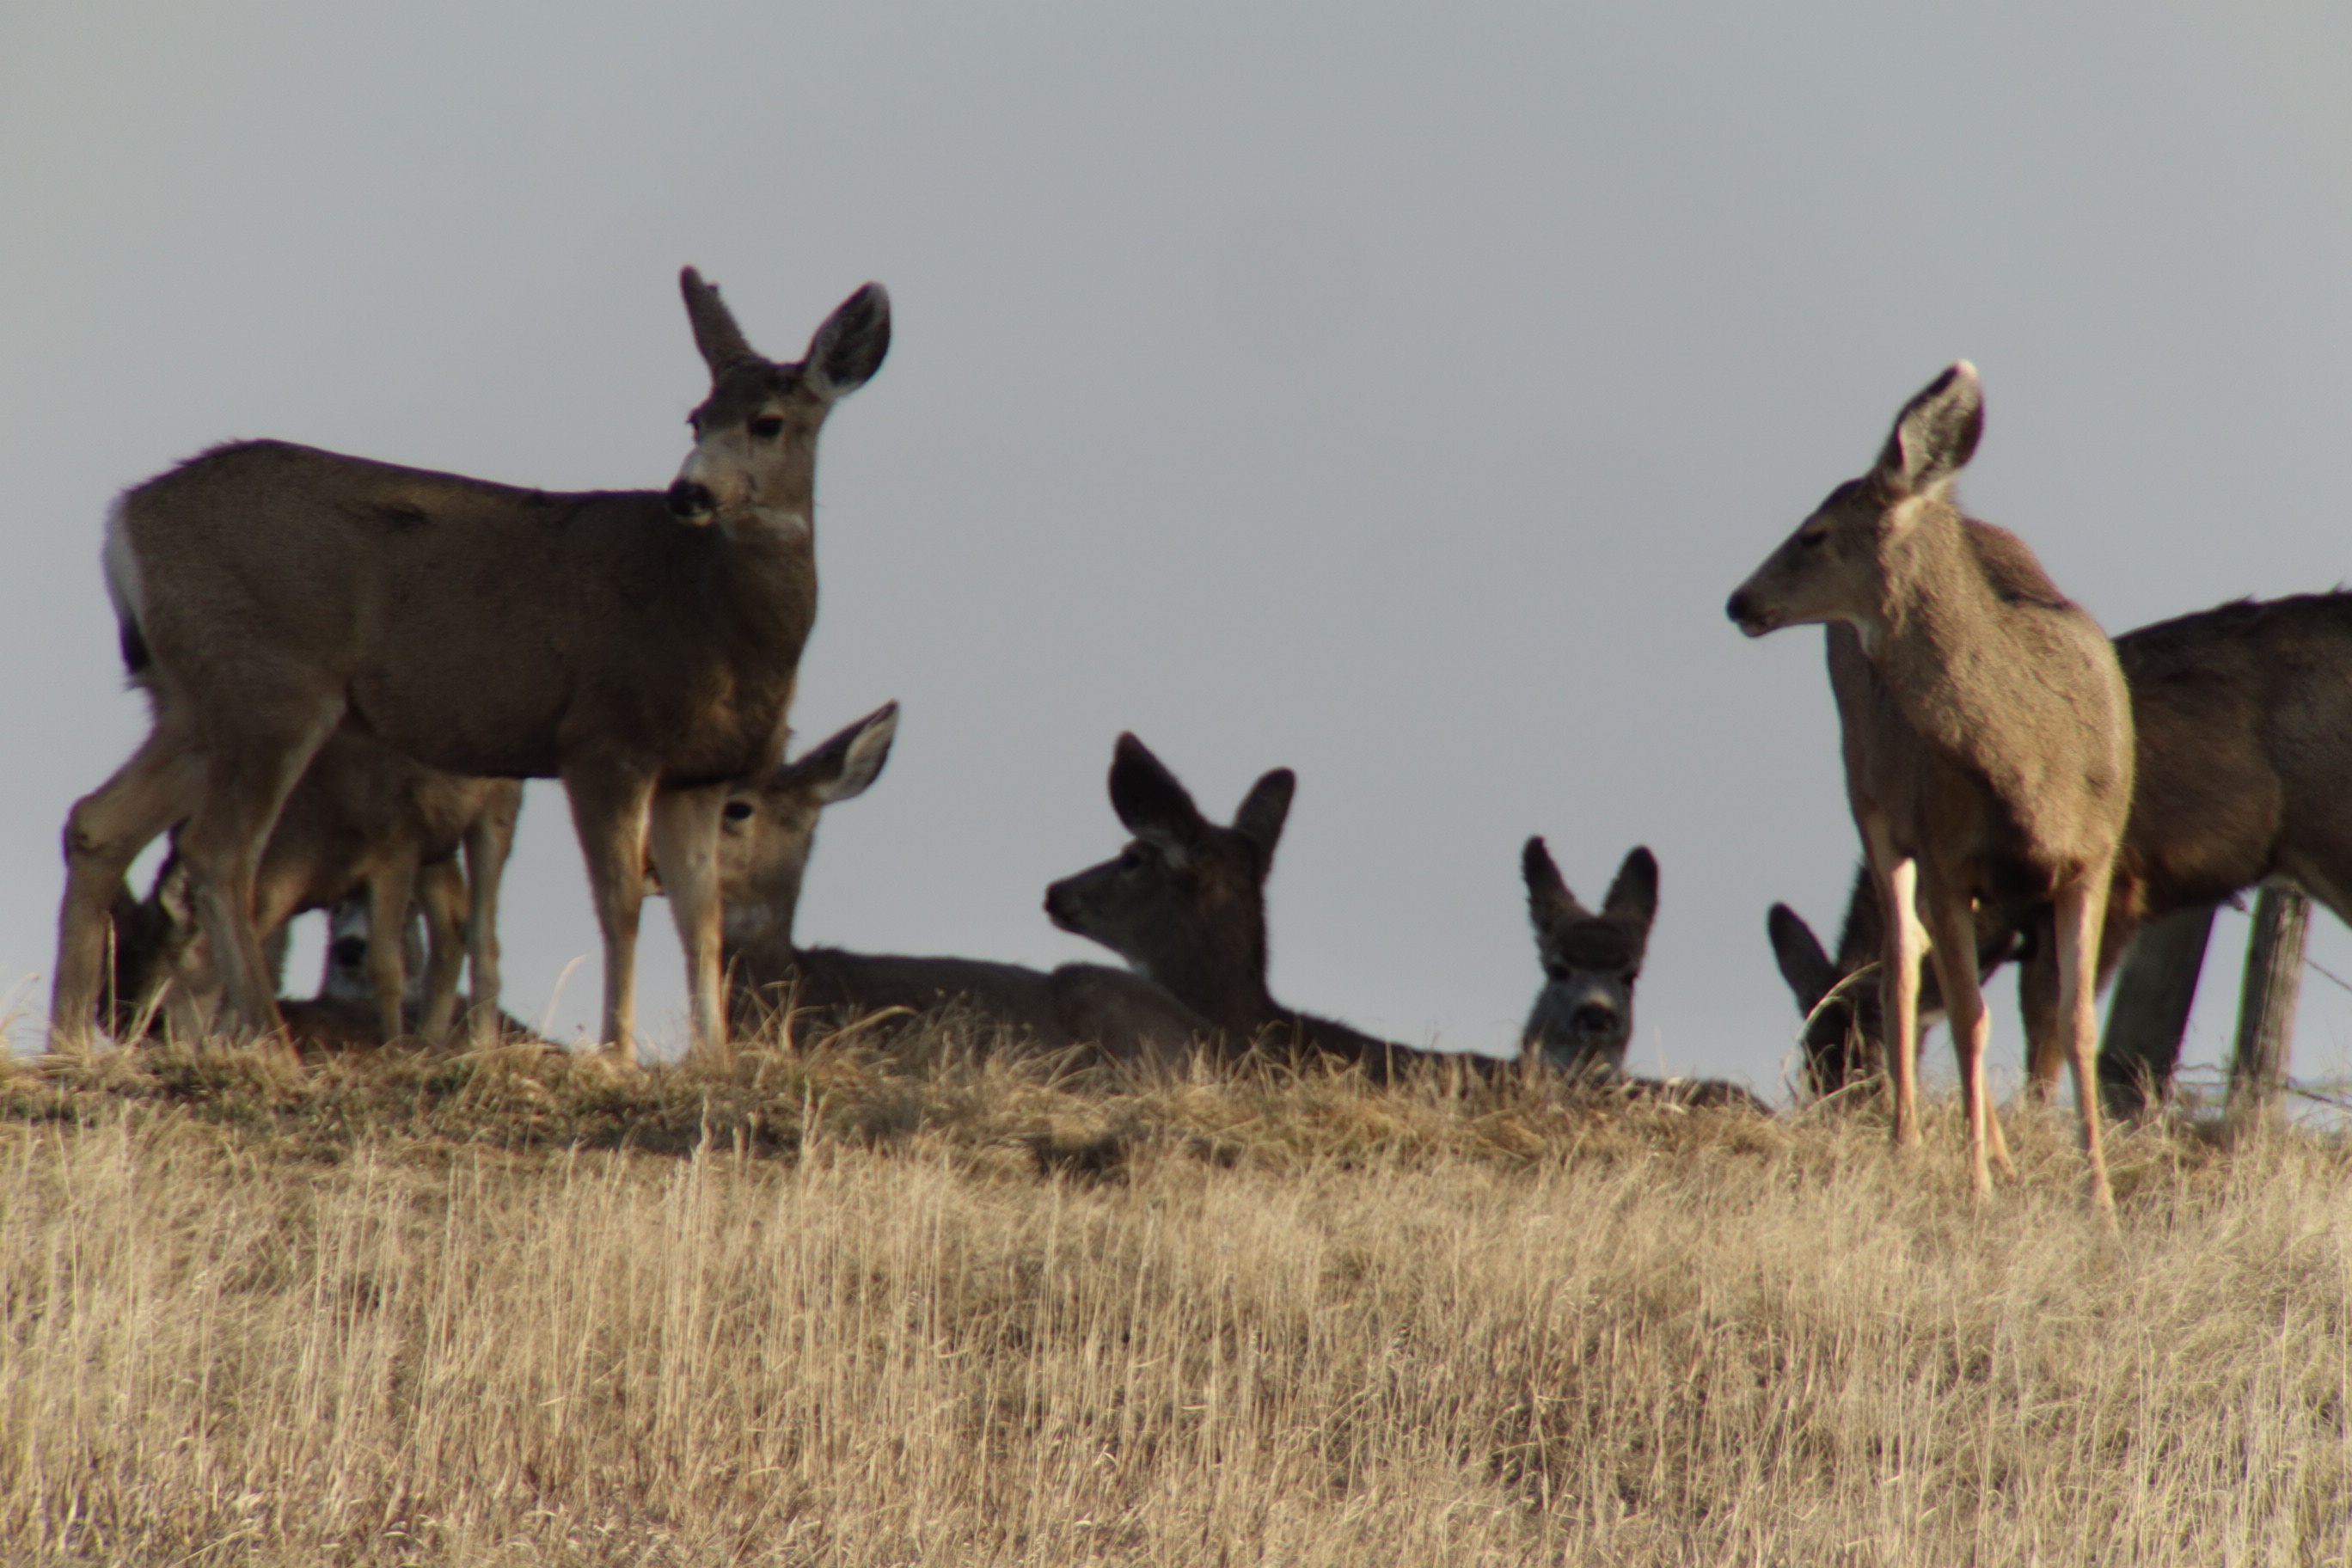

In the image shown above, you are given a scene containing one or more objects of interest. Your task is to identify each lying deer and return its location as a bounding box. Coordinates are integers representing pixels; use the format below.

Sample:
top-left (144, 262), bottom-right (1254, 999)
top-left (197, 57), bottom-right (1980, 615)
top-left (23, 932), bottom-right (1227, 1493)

top-left (717, 704), bottom-right (1215, 1065)
top-left (54, 270), bottom-right (887, 1063)
top-left (1774, 590), bottom-right (2352, 1099)
top-left (91, 733), bottom-right (518, 1047)
top-left (1042, 733), bottom-right (1449, 1080)
top-left (1730, 363), bottom-right (2132, 1206)
top-left (1521, 840), bottom-right (1657, 1077)
top-left (1523, 838), bottom-right (1768, 1112)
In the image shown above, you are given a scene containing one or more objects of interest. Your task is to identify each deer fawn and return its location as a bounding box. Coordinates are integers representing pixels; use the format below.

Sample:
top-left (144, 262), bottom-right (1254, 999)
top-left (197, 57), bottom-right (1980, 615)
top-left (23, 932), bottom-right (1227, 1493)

top-left (715, 704), bottom-right (1215, 1065)
top-left (53, 270), bottom-right (887, 1064)
top-left (83, 733), bottom-right (518, 1050)
top-left (1729, 363), bottom-right (2132, 1207)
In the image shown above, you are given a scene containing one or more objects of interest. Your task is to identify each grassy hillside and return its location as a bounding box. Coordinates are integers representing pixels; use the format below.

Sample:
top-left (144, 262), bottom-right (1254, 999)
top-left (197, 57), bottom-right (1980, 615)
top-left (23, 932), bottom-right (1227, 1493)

top-left (3, 1032), bottom-right (2348, 1565)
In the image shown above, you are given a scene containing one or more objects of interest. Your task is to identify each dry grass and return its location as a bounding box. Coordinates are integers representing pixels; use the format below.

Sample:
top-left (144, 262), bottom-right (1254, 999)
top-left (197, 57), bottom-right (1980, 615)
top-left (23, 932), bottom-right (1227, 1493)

top-left (3, 1026), bottom-right (2349, 1565)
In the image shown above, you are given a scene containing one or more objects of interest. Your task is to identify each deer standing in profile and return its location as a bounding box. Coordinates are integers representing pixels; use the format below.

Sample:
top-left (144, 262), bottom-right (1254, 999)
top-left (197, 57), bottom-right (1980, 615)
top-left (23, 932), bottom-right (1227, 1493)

top-left (1728, 363), bottom-right (2133, 1207)
top-left (52, 270), bottom-right (888, 1064)
top-left (1044, 733), bottom-right (1456, 1081)
top-left (1773, 590), bottom-right (2352, 1102)
top-left (89, 732), bottom-right (518, 1048)
top-left (714, 704), bottom-right (1214, 1064)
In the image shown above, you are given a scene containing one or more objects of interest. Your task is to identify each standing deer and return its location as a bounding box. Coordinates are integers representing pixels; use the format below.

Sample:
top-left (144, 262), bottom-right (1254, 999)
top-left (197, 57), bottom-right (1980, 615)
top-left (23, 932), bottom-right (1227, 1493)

top-left (1044, 733), bottom-right (1455, 1081)
top-left (1728, 363), bottom-right (2132, 1207)
top-left (1774, 590), bottom-right (2352, 1101)
top-left (86, 732), bottom-right (518, 1048)
top-left (714, 703), bottom-right (1215, 1065)
top-left (52, 270), bottom-right (888, 1063)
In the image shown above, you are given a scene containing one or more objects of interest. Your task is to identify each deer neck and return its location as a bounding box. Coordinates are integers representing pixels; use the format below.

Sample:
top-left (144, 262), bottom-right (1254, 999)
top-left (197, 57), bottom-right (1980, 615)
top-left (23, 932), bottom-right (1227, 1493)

top-left (1865, 508), bottom-right (2029, 767)
top-left (1138, 920), bottom-right (1277, 1035)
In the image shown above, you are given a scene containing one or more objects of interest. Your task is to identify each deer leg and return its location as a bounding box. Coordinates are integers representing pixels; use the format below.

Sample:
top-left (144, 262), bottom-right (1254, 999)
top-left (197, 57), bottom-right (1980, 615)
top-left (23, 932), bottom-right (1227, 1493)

top-left (52, 728), bottom-right (205, 1049)
top-left (175, 707), bottom-right (337, 1039)
top-left (562, 764), bottom-right (656, 1066)
top-left (362, 861), bottom-right (420, 1046)
top-left (458, 786), bottom-right (520, 1048)
top-left (1924, 885), bottom-right (2003, 1194)
top-left (2014, 908), bottom-right (2065, 1101)
top-left (1863, 816), bottom-right (1925, 1149)
top-left (415, 858), bottom-right (468, 1044)
top-left (648, 781), bottom-right (731, 1063)
top-left (2054, 873), bottom-right (2117, 1214)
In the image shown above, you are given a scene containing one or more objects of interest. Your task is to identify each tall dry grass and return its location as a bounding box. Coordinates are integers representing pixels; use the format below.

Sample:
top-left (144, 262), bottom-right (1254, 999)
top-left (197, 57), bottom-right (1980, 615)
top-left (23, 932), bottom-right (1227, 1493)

top-left (2, 1032), bottom-right (2349, 1565)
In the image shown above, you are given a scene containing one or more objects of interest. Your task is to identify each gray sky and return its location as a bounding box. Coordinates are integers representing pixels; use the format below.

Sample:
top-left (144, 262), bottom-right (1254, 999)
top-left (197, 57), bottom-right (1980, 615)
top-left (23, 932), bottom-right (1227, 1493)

top-left (5, 2), bottom-right (2350, 1095)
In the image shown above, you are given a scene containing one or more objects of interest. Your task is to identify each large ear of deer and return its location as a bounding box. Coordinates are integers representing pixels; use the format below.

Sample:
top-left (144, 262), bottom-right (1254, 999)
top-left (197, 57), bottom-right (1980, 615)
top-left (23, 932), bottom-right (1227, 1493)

top-left (1231, 769), bottom-right (1295, 867)
top-left (782, 701), bottom-right (899, 804)
top-left (1766, 903), bottom-right (1839, 1020)
top-left (1601, 846), bottom-right (1659, 932)
top-left (1108, 733), bottom-right (1213, 861)
top-left (52, 270), bottom-right (888, 1065)
top-left (1873, 361), bottom-right (1983, 497)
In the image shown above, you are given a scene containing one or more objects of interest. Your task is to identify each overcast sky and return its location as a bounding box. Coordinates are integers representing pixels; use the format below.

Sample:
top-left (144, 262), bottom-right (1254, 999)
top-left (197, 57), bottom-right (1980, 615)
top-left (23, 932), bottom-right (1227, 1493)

top-left (5, 2), bottom-right (2350, 1098)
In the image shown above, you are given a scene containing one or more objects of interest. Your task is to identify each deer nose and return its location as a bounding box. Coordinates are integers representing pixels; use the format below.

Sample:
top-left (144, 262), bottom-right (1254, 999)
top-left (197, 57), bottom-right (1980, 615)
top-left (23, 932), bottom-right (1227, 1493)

top-left (331, 936), bottom-right (369, 970)
top-left (667, 479), bottom-right (716, 521)
top-left (1571, 1001), bottom-right (1619, 1036)
top-left (1726, 588), bottom-right (1779, 637)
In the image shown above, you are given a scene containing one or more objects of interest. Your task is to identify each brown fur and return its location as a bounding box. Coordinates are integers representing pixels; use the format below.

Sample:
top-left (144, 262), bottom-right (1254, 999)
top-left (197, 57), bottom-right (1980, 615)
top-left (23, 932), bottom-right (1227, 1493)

top-left (52, 272), bottom-right (889, 1064)
top-left (717, 706), bottom-right (1214, 1067)
top-left (1044, 734), bottom-right (1466, 1083)
top-left (1783, 590), bottom-right (2352, 1099)
top-left (1730, 363), bottom-right (2129, 1207)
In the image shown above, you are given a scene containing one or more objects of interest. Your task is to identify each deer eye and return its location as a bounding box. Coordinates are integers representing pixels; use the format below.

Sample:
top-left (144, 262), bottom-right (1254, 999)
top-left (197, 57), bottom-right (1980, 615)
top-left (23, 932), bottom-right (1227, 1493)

top-left (1118, 846), bottom-right (1148, 872)
top-left (1798, 527), bottom-right (1828, 550)
top-left (723, 800), bottom-right (756, 824)
top-left (750, 415), bottom-right (785, 439)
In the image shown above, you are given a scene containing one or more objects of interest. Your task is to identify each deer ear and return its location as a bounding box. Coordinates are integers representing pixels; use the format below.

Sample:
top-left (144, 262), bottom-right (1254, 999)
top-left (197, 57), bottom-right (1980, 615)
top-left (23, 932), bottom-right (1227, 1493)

top-left (1109, 733), bottom-right (1210, 849)
top-left (1233, 769), bottom-right (1295, 866)
top-left (1767, 903), bottom-right (1839, 1015)
top-left (680, 267), bottom-right (758, 376)
top-left (1521, 836), bottom-right (1587, 925)
top-left (808, 283), bottom-right (891, 397)
top-left (789, 701), bottom-right (899, 805)
top-left (1874, 361), bottom-right (1982, 497)
top-left (1602, 846), bottom-right (1659, 936)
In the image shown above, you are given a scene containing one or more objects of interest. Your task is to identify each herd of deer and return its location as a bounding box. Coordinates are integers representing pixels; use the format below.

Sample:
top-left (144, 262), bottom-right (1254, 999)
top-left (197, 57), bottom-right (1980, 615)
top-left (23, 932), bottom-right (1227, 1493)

top-left (46, 273), bottom-right (2352, 1212)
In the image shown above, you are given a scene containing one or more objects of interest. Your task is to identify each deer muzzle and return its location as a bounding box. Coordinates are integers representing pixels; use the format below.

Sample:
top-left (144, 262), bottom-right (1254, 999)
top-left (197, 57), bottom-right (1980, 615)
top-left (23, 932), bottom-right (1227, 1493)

top-left (666, 479), bottom-right (717, 524)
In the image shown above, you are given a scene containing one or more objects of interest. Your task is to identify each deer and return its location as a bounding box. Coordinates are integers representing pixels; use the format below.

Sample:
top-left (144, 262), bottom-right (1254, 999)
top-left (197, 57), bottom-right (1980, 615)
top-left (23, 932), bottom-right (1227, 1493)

top-left (89, 732), bottom-right (520, 1049)
top-left (714, 702), bottom-right (1216, 1065)
top-left (1522, 838), bottom-right (1771, 1112)
top-left (1727, 362), bottom-right (2133, 1207)
top-left (1521, 840), bottom-right (1657, 1077)
top-left (52, 270), bottom-right (888, 1065)
top-left (1766, 867), bottom-right (2029, 1099)
top-left (1773, 590), bottom-right (2352, 1102)
top-left (1044, 733), bottom-right (1476, 1082)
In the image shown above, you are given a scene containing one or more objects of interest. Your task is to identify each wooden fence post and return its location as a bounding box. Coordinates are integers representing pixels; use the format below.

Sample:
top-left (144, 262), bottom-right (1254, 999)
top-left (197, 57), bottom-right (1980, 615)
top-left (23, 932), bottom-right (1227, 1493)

top-left (2229, 885), bottom-right (2309, 1130)
top-left (2098, 903), bottom-right (2219, 1121)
